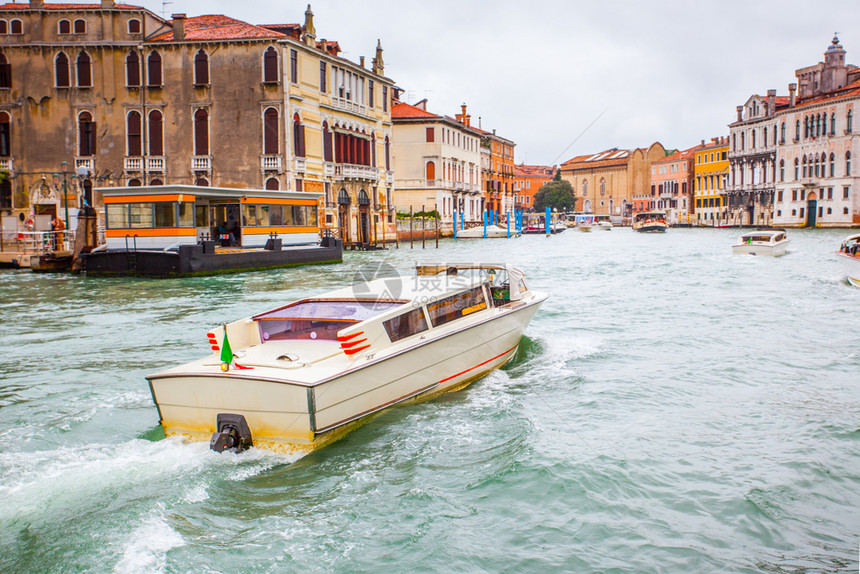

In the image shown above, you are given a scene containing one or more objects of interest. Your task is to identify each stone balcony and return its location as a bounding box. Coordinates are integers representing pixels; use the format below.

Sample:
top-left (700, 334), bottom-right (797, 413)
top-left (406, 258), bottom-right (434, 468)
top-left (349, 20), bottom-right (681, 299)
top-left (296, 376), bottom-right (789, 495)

top-left (261, 155), bottom-right (282, 172)
top-left (192, 156), bottom-right (211, 171)
top-left (0, 157), bottom-right (11, 171)
top-left (333, 163), bottom-right (378, 182)
top-left (331, 96), bottom-right (367, 116)
top-left (75, 157), bottom-right (94, 173)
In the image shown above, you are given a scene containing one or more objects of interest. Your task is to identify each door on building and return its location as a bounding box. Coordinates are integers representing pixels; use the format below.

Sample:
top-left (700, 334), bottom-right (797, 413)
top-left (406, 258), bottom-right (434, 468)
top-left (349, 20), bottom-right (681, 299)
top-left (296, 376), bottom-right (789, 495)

top-left (337, 189), bottom-right (350, 241)
top-left (806, 196), bottom-right (818, 228)
top-left (357, 190), bottom-right (370, 244)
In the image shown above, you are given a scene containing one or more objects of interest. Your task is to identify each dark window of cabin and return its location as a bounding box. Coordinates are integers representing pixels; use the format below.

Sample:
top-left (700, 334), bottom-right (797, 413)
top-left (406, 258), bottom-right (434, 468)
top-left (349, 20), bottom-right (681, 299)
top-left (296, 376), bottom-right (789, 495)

top-left (383, 307), bottom-right (429, 342)
top-left (426, 287), bottom-right (487, 328)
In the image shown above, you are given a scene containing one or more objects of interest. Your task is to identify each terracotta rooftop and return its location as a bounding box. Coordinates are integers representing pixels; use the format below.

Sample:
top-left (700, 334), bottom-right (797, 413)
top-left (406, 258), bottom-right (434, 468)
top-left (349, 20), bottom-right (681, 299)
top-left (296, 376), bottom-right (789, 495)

top-left (392, 101), bottom-right (440, 120)
top-left (152, 15), bottom-right (287, 42)
top-left (0, 2), bottom-right (141, 8)
top-left (514, 164), bottom-right (555, 177)
top-left (561, 148), bottom-right (631, 169)
top-left (795, 77), bottom-right (860, 109)
top-left (260, 24), bottom-right (301, 39)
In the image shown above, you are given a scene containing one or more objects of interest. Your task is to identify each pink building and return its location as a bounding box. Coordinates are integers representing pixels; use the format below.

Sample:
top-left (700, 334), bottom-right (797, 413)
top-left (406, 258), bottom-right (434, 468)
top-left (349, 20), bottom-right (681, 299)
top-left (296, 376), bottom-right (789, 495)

top-left (649, 148), bottom-right (695, 224)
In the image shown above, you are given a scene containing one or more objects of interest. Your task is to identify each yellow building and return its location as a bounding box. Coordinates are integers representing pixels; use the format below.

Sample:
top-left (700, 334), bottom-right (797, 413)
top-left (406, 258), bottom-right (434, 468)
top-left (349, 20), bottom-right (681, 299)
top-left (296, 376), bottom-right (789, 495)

top-left (692, 137), bottom-right (729, 225)
top-left (0, 2), bottom-right (395, 245)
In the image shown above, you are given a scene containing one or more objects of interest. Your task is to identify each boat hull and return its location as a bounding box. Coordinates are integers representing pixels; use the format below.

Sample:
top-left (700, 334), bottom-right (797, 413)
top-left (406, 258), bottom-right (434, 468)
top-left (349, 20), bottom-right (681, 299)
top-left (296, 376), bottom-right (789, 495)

top-left (634, 224), bottom-right (667, 233)
top-left (148, 297), bottom-right (544, 453)
top-left (732, 239), bottom-right (790, 257)
top-left (837, 252), bottom-right (860, 286)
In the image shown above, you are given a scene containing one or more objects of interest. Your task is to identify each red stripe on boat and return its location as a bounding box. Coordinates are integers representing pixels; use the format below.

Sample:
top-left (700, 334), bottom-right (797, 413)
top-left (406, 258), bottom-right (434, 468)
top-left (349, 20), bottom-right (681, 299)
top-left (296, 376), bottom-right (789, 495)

top-left (339, 338), bottom-right (368, 349)
top-left (337, 331), bottom-right (364, 342)
top-left (437, 345), bottom-right (518, 384)
top-left (343, 344), bottom-right (371, 356)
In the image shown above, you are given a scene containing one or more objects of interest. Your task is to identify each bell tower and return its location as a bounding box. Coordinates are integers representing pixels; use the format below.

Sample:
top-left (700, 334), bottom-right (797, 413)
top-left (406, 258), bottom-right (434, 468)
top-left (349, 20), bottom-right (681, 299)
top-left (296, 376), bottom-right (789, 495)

top-left (822, 35), bottom-right (848, 92)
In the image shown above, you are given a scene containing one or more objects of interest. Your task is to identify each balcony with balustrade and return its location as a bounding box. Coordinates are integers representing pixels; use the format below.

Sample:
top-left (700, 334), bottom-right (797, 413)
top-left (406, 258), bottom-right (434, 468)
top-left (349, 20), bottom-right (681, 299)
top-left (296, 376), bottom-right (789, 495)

top-left (330, 97), bottom-right (367, 117)
top-left (0, 157), bottom-right (12, 171)
top-left (333, 163), bottom-right (378, 182)
top-left (75, 157), bottom-right (94, 173)
top-left (261, 155), bottom-right (282, 172)
top-left (192, 156), bottom-right (211, 171)
top-left (146, 157), bottom-right (165, 172)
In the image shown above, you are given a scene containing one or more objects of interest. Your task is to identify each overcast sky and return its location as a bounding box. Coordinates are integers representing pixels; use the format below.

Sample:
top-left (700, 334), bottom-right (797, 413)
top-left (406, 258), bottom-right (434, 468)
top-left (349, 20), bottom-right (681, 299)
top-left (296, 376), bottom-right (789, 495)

top-left (131, 0), bottom-right (859, 166)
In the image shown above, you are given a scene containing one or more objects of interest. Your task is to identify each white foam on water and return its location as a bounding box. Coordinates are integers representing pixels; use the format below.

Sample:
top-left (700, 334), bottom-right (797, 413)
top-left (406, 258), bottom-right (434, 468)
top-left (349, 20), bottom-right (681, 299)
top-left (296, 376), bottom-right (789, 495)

top-left (112, 504), bottom-right (185, 574)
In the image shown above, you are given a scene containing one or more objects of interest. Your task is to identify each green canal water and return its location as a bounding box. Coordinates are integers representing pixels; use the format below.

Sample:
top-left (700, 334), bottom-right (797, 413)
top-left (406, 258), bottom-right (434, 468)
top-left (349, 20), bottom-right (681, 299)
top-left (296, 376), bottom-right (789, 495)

top-left (1, 228), bottom-right (858, 573)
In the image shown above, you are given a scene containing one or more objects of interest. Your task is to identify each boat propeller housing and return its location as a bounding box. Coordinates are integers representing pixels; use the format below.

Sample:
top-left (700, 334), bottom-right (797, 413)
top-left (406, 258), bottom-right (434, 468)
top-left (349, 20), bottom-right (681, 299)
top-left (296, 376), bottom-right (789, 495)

top-left (209, 413), bottom-right (253, 453)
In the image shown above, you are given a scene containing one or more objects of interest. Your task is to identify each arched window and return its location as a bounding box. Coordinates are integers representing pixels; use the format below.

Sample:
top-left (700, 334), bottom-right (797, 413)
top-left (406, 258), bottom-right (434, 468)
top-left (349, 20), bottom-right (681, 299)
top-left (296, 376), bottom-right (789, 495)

top-left (830, 113), bottom-right (836, 135)
top-left (814, 154), bottom-right (820, 177)
top-left (195, 178), bottom-right (209, 187)
top-left (804, 116), bottom-right (809, 138)
top-left (263, 47), bottom-right (278, 83)
top-left (583, 180), bottom-right (588, 195)
top-left (73, 19), bottom-right (85, 34)
top-left (10, 20), bottom-right (21, 34)
top-left (194, 50), bottom-right (209, 85)
top-left (0, 21), bottom-right (7, 35)
top-left (779, 159), bottom-right (784, 182)
top-left (847, 151), bottom-right (852, 176)
top-left (322, 121), bottom-right (332, 162)
top-left (128, 178), bottom-right (142, 186)
top-left (194, 109), bottom-right (208, 155)
top-left (292, 113), bottom-right (305, 157)
top-left (263, 107), bottom-right (278, 154)
top-left (58, 19), bottom-right (71, 34)
top-left (600, 178), bottom-right (605, 195)
top-left (795, 119), bottom-right (800, 140)
top-left (425, 161), bottom-right (435, 184)
top-left (780, 122), bottom-right (785, 142)
top-left (763, 127), bottom-right (767, 146)
top-left (802, 155), bottom-right (807, 178)
top-left (384, 136), bottom-right (390, 171)
top-left (848, 110), bottom-right (854, 133)
top-left (794, 157), bottom-right (799, 180)
top-left (265, 177), bottom-right (279, 190)
top-left (830, 152), bottom-right (835, 177)
top-left (128, 19), bottom-right (140, 34)
top-left (126, 111), bottom-right (141, 156)
top-left (76, 51), bottom-right (91, 87)
top-left (125, 50), bottom-right (140, 86)
top-left (741, 132), bottom-right (745, 149)
top-left (147, 51), bottom-right (162, 87)
top-left (0, 111), bottom-right (10, 157)
top-left (78, 111), bottom-right (95, 156)
top-left (0, 53), bottom-right (10, 88)
top-left (371, 133), bottom-right (376, 167)
top-left (150, 178), bottom-right (163, 186)
top-left (148, 110), bottom-right (163, 155)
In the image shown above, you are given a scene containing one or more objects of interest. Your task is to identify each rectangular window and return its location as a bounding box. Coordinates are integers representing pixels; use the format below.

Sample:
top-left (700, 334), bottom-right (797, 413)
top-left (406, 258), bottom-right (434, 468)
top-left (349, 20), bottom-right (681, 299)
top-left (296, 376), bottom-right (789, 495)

top-left (269, 205), bottom-right (283, 225)
top-left (290, 49), bottom-right (297, 83)
top-left (777, 190), bottom-right (783, 202)
top-left (295, 178), bottom-right (303, 192)
top-left (194, 204), bottom-right (208, 227)
top-left (319, 61), bottom-right (326, 93)
top-left (383, 307), bottom-right (429, 342)
top-left (426, 127), bottom-right (434, 143)
top-left (426, 287), bottom-right (487, 328)
top-left (828, 187), bottom-right (833, 200)
top-left (792, 190), bottom-right (797, 202)
top-left (368, 79), bottom-right (374, 107)
top-left (178, 203), bottom-right (194, 227)
top-left (128, 203), bottom-right (153, 228)
top-left (844, 186), bottom-right (850, 199)
top-left (154, 202), bottom-right (176, 227)
top-left (382, 86), bottom-right (387, 112)
top-left (106, 204), bottom-right (129, 228)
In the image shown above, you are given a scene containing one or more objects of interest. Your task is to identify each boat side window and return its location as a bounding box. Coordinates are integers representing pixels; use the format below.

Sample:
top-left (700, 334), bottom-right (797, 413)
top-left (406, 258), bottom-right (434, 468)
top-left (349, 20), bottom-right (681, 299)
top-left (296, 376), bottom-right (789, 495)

top-left (106, 204), bottom-right (129, 228)
top-left (383, 307), bottom-right (428, 342)
top-left (426, 287), bottom-right (487, 328)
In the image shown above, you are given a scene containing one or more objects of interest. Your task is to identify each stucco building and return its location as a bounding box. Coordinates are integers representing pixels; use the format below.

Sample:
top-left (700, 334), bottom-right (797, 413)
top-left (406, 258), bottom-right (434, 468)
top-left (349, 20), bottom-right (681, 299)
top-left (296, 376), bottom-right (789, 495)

top-left (561, 143), bottom-right (666, 220)
top-left (0, 1), bottom-right (396, 244)
top-left (513, 163), bottom-right (555, 212)
top-left (692, 137), bottom-right (729, 225)
top-left (391, 100), bottom-right (483, 231)
top-left (649, 148), bottom-right (694, 225)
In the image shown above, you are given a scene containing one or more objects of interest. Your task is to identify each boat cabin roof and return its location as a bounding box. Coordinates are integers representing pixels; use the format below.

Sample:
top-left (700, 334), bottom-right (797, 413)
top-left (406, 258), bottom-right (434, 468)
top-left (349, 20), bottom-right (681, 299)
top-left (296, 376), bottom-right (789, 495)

top-left (740, 230), bottom-right (785, 241)
top-left (95, 184), bottom-right (323, 202)
top-left (634, 212), bottom-right (666, 219)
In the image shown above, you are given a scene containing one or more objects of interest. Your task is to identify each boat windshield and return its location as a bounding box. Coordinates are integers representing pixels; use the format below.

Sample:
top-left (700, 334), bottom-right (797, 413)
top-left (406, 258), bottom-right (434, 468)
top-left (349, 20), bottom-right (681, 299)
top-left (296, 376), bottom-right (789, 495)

top-left (254, 300), bottom-right (403, 342)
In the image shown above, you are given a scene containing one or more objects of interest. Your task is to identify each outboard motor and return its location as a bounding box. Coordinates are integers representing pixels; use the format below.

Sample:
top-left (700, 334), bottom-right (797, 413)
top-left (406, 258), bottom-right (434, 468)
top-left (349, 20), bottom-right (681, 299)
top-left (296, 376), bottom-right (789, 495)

top-left (210, 413), bottom-right (253, 453)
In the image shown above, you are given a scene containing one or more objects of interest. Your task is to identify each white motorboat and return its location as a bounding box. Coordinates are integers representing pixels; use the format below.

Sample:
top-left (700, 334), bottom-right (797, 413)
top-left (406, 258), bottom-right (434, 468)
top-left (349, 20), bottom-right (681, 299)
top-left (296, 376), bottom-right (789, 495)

top-left (732, 228), bottom-right (790, 256)
top-left (573, 214), bottom-right (593, 232)
top-left (457, 224), bottom-right (520, 238)
top-left (593, 215), bottom-right (613, 230)
top-left (633, 212), bottom-right (668, 233)
top-left (147, 263), bottom-right (547, 454)
top-left (837, 233), bottom-right (860, 286)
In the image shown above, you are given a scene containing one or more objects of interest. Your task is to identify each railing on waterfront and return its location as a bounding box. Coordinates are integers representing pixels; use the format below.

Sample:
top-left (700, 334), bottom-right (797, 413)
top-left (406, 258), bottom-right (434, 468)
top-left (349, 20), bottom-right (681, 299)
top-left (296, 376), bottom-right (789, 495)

top-left (0, 229), bottom-right (77, 255)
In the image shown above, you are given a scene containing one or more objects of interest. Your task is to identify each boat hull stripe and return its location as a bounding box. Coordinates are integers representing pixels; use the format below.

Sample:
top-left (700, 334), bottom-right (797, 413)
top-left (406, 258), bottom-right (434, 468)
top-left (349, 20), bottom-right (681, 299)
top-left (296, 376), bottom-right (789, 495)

top-left (437, 345), bottom-right (518, 384)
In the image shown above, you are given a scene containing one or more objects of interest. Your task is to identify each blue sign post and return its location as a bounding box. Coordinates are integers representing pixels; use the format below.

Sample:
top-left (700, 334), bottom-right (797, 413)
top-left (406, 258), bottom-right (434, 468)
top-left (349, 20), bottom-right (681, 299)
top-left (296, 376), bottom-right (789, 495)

top-left (453, 211), bottom-right (458, 239)
top-left (545, 207), bottom-right (551, 235)
top-left (483, 210), bottom-right (487, 238)
top-left (506, 210), bottom-right (510, 238)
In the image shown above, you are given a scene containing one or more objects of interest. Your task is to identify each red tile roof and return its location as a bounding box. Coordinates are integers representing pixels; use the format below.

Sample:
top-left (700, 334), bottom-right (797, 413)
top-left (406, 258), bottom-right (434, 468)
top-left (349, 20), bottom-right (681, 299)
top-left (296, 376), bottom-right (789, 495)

top-left (794, 77), bottom-right (860, 109)
top-left (392, 101), bottom-right (439, 120)
top-left (0, 2), bottom-right (142, 9)
top-left (151, 15), bottom-right (287, 42)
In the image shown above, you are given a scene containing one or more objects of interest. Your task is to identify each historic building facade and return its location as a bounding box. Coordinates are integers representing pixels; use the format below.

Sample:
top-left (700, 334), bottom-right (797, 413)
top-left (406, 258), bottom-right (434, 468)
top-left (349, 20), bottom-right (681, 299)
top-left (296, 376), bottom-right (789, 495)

top-left (477, 127), bottom-right (516, 217)
top-left (650, 148), bottom-right (694, 225)
top-left (513, 163), bottom-right (555, 212)
top-left (693, 137), bottom-right (729, 225)
top-left (561, 143), bottom-right (666, 219)
top-left (0, 1), bottom-right (396, 244)
top-left (772, 37), bottom-right (859, 227)
top-left (391, 100), bottom-right (483, 231)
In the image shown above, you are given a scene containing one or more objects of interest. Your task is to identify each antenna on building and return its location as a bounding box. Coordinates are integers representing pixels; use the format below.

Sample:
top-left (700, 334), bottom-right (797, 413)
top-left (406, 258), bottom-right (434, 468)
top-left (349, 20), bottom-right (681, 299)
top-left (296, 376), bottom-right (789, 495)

top-left (162, 1), bottom-right (173, 19)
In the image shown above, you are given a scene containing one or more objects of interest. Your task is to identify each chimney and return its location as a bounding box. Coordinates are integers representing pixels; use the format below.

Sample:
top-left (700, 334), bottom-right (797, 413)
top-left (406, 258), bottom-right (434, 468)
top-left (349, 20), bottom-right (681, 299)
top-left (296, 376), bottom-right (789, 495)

top-left (172, 14), bottom-right (186, 41)
top-left (101, 0), bottom-right (115, 8)
top-left (29, 0), bottom-right (43, 7)
top-left (736, 105), bottom-right (743, 122)
top-left (766, 89), bottom-right (776, 116)
top-left (360, 56), bottom-right (365, 68)
top-left (701, 139), bottom-right (705, 147)
top-left (789, 83), bottom-right (796, 107)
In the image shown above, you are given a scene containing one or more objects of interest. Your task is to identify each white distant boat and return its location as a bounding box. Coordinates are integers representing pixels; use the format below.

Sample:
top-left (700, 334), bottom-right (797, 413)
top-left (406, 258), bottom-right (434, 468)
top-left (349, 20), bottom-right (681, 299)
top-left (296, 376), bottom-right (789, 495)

top-left (732, 228), bottom-right (791, 257)
top-left (836, 233), bottom-right (860, 286)
top-left (573, 214), bottom-right (593, 232)
top-left (593, 215), bottom-right (613, 230)
top-left (147, 263), bottom-right (547, 454)
top-left (457, 224), bottom-right (520, 238)
top-left (633, 211), bottom-right (668, 233)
